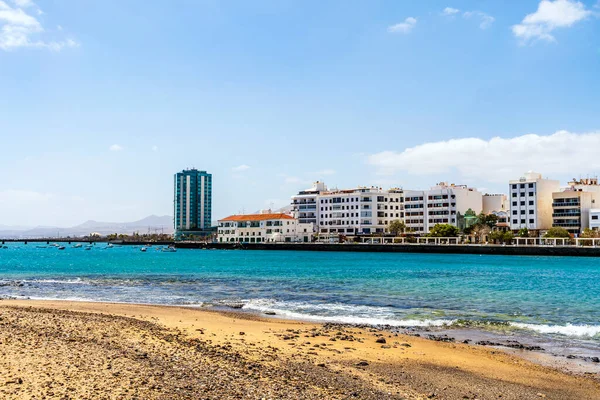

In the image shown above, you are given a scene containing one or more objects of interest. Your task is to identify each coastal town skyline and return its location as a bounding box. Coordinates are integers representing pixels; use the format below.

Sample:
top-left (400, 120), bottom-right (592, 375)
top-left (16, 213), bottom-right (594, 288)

top-left (2, 0), bottom-right (600, 227)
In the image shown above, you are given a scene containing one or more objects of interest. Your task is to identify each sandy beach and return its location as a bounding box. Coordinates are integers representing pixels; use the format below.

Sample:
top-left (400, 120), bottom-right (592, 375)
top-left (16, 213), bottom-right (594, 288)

top-left (0, 300), bottom-right (598, 399)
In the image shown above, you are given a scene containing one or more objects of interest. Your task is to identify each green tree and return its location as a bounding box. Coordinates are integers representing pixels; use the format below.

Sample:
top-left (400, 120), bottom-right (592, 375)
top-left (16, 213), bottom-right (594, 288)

top-left (517, 228), bottom-right (529, 238)
top-left (581, 228), bottom-right (600, 239)
top-left (387, 220), bottom-right (406, 236)
top-left (478, 213), bottom-right (499, 229)
top-left (428, 224), bottom-right (459, 237)
top-left (544, 227), bottom-right (571, 238)
top-left (488, 230), bottom-right (504, 243)
top-left (502, 231), bottom-right (514, 244)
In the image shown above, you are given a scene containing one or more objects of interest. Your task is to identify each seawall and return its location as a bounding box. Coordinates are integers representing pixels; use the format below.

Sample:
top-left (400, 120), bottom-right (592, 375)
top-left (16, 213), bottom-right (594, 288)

top-left (175, 242), bottom-right (600, 257)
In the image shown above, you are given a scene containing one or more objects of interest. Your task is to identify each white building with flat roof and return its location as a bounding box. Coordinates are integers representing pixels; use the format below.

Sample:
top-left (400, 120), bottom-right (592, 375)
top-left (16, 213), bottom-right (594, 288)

top-left (589, 209), bottom-right (600, 231)
top-left (405, 183), bottom-right (483, 234)
top-left (291, 181), bottom-right (327, 227)
top-left (317, 186), bottom-right (405, 235)
top-left (218, 212), bottom-right (314, 243)
top-left (509, 172), bottom-right (560, 232)
top-left (290, 181), bottom-right (483, 235)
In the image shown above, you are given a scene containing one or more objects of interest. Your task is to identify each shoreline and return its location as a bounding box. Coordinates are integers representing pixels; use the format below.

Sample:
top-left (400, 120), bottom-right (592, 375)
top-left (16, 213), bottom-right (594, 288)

top-left (5, 240), bottom-right (600, 257)
top-left (3, 294), bottom-right (600, 374)
top-left (1, 299), bottom-right (599, 399)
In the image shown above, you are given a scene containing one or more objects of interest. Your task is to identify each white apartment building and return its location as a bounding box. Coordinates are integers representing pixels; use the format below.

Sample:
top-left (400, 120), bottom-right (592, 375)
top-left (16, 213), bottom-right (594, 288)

top-left (589, 209), bottom-right (600, 231)
top-left (509, 172), bottom-right (560, 232)
top-left (291, 181), bottom-right (327, 227)
top-left (317, 187), bottom-right (405, 235)
top-left (217, 212), bottom-right (314, 243)
top-left (405, 183), bottom-right (483, 234)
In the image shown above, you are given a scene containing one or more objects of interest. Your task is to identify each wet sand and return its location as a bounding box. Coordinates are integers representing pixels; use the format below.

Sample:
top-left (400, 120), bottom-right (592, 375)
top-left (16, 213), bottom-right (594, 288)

top-left (0, 300), bottom-right (599, 399)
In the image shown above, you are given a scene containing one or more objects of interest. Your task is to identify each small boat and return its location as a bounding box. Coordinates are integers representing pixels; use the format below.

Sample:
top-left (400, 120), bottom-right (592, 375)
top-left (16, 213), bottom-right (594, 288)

top-left (73, 244), bottom-right (82, 248)
top-left (84, 246), bottom-right (92, 250)
top-left (36, 245), bottom-right (48, 249)
top-left (107, 243), bottom-right (114, 248)
top-left (140, 247), bottom-right (147, 252)
top-left (58, 246), bottom-right (66, 250)
top-left (162, 246), bottom-right (177, 253)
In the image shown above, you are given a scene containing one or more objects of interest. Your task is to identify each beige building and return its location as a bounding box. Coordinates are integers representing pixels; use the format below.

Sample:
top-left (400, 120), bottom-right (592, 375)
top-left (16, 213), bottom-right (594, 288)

top-left (552, 178), bottom-right (600, 235)
top-left (483, 194), bottom-right (508, 214)
top-left (218, 212), bottom-right (313, 243)
top-left (509, 172), bottom-right (560, 232)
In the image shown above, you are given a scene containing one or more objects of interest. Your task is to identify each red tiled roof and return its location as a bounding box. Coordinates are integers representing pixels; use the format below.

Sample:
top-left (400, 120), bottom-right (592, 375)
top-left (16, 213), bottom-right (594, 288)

top-left (219, 213), bottom-right (295, 222)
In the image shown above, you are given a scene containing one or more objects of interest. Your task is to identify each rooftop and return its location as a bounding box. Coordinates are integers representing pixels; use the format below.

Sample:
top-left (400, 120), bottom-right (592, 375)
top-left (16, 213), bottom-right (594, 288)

top-left (219, 213), bottom-right (295, 222)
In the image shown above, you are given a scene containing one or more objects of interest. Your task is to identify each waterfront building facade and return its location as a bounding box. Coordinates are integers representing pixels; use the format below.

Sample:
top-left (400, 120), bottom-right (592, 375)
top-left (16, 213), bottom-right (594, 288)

top-left (551, 178), bottom-right (600, 235)
top-left (509, 172), bottom-right (560, 232)
top-left (316, 187), bottom-right (405, 235)
top-left (482, 194), bottom-right (508, 214)
top-left (405, 183), bottom-right (483, 234)
top-left (291, 181), bottom-right (327, 226)
top-left (217, 212), bottom-right (313, 243)
top-left (590, 209), bottom-right (600, 231)
top-left (174, 169), bottom-right (212, 237)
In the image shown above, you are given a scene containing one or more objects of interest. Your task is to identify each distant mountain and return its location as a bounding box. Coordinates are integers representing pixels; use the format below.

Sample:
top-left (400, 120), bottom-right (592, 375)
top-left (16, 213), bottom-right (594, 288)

top-left (0, 215), bottom-right (174, 238)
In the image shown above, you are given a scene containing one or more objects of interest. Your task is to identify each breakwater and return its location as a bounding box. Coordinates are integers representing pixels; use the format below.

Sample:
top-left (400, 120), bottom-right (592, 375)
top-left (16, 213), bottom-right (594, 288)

top-left (176, 242), bottom-right (600, 257)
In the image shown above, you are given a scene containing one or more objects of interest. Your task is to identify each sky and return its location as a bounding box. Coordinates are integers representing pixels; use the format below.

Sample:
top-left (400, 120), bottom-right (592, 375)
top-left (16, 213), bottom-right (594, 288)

top-left (1, 0), bottom-right (599, 227)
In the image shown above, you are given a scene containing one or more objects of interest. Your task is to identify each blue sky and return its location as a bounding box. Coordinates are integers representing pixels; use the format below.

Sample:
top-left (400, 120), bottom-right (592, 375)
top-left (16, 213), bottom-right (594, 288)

top-left (1, 0), bottom-right (599, 226)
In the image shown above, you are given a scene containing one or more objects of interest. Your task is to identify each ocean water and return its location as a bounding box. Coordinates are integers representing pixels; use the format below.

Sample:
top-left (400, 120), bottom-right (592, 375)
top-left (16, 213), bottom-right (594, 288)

top-left (1, 243), bottom-right (600, 351)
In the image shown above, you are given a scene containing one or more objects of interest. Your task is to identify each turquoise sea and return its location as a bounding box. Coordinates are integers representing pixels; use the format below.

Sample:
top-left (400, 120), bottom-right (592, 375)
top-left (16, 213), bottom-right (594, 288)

top-left (1, 243), bottom-right (599, 355)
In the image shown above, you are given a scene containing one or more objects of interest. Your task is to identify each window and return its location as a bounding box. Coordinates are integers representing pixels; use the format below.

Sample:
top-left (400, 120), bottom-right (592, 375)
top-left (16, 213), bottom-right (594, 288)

top-left (512, 184), bottom-right (517, 189)
top-left (529, 201), bottom-right (534, 206)
top-left (521, 210), bottom-right (525, 214)
top-left (529, 192), bottom-right (534, 196)
top-left (529, 210), bottom-right (534, 214)
top-left (520, 184), bottom-right (525, 189)
top-left (521, 219), bottom-right (526, 224)
top-left (520, 201), bottom-right (525, 206)
top-left (593, 215), bottom-right (599, 220)
top-left (513, 219), bottom-right (518, 224)
top-left (512, 193), bottom-right (517, 198)
top-left (512, 201), bottom-right (517, 206)
top-left (512, 210), bottom-right (517, 215)
top-left (528, 183), bottom-right (534, 188)
top-left (529, 219), bottom-right (534, 224)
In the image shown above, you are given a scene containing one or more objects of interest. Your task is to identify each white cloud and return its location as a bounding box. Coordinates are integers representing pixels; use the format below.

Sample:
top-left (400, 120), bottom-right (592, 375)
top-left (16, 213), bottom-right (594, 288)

top-left (388, 17), bottom-right (417, 34)
top-left (151, 145), bottom-right (158, 152)
top-left (12, 0), bottom-right (35, 8)
top-left (232, 164), bottom-right (250, 172)
top-left (463, 11), bottom-right (495, 29)
top-left (316, 169), bottom-right (336, 176)
top-left (512, 0), bottom-right (592, 43)
top-left (109, 144), bottom-right (124, 152)
top-left (0, 0), bottom-right (77, 51)
top-left (443, 7), bottom-right (460, 16)
top-left (367, 130), bottom-right (600, 183)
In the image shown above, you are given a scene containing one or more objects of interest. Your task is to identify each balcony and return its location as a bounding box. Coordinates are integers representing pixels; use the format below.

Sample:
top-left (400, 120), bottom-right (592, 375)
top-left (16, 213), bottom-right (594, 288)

top-left (298, 205), bottom-right (316, 210)
top-left (293, 200), bottom-right (316, 205)
top-left (553, 222), bottom-right (581, 228)
top-left (552, 201), bottom-right (580, 208)
top-left (552, 212), bottom-right (581, 217)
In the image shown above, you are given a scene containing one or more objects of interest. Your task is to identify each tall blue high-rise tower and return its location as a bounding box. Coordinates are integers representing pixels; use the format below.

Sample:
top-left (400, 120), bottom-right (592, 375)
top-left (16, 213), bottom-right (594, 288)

top-left (174, 169), bottom-right (212, 235)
